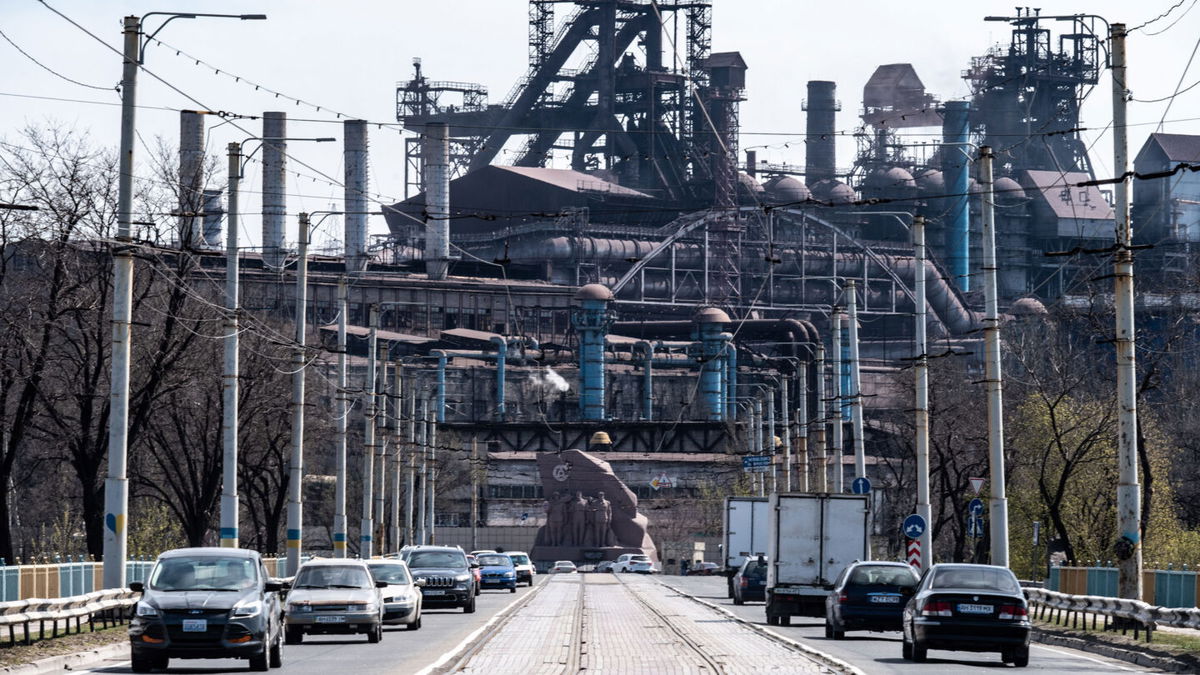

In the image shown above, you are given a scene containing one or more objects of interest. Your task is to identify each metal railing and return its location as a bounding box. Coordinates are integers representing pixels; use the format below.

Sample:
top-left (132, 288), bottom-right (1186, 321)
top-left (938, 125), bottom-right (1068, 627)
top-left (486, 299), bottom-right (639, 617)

top-left (1026, 586), bottom-right (1200, 643)
top-left (0, 588), bottom-right (139, 646)
top-left (1047, 562), bottom-right (1200, 608)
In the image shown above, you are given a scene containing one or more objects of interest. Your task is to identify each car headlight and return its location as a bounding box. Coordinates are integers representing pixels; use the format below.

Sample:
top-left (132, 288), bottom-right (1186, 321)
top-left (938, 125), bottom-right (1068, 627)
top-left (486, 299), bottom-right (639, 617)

top-left (232, 599), bottom-right (262, 618)
top-left (136, 602), bottom-right (159, 617)
top-left (346, 603), bottom-right (369, 612)
top-left (454, 573), bottom-right (472, 582)
top-left (503, 571), bottom-right (515, 577)
top-left (288, 603), bottom-right (313, 613)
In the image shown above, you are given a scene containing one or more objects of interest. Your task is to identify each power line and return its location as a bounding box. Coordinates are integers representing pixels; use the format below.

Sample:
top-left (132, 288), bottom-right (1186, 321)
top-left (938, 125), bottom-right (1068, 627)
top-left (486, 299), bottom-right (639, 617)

top-left (0, 26), bottom-right (116, 92)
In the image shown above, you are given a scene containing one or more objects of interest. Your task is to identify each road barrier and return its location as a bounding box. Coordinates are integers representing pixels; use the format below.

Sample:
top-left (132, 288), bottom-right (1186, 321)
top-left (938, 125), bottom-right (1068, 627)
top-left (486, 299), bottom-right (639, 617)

top-left (1047, 562), bottom-right (1200, 608)
top-left (1026, 586), bottom-right (1200, 643)
top-left (0, 588), bottom-right (139, 646)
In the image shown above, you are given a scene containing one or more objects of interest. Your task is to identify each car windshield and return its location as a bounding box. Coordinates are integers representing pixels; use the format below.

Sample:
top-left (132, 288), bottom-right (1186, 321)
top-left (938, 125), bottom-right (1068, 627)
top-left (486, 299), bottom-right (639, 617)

top-left (369, 564), bottom-right (411, 584)
top-left (631, 556), bottom-right (649, 562)
top-left (931, 567), bottom-right (1019, 593)
top-left (555, 561), bottom-right (574, 566)
top-left (293, 565), bottom-right (372, 589)
top-left (477, 554), bottom-right (512, 567)
top-left (742, 561), bottom-right (767, 578)
top-left (848, 566), bottom-right (918, 587)
top-left (148, 557), bottom-right (257, 592)
top-left (408, 551), bottom-right (467, 569)
top-left (509, 554), bottom-right (530, 566)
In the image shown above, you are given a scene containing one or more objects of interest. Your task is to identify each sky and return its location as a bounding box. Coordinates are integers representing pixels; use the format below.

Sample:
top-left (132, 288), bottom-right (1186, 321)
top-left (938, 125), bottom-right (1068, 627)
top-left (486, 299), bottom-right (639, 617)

top-left (3, 0), bottom-right (1199, 252)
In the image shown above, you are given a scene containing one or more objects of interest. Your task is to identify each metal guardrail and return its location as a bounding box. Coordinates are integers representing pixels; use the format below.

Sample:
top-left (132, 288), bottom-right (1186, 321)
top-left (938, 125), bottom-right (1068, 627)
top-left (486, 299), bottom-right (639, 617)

top-left (1026, 586), bottom-right (1200, 643)
top-left (0, 588), bottom-right (139, 645)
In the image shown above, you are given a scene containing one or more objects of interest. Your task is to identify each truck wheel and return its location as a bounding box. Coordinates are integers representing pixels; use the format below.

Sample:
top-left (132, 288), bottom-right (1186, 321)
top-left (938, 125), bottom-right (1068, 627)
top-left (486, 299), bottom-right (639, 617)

top-left (726, 576), bottom-right (734, 598)
top-left (767, 615), bottom-right (780, 626)
top-left (780, 615), bottom-right (792, 626)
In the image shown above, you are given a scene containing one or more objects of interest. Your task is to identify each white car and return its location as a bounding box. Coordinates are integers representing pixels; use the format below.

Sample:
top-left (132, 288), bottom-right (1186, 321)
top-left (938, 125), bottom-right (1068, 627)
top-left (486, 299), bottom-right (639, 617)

top-left (612, 553), bottom-right (657, 574)
top-left (506, 551), bottom-right (536, 586)
top-left (469, 550), bottom-right (497, 557)
top-left (549, 560), bottom-right (577, 574)
top-left (366, 559), bottom-right (423, 630)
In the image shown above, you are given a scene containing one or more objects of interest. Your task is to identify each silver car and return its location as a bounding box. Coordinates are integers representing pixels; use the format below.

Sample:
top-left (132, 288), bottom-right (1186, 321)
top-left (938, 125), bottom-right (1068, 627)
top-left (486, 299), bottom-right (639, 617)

top-left (366, 560), bottom-right (424, 630)
top-left (284, 559), bottom-right (387, 644)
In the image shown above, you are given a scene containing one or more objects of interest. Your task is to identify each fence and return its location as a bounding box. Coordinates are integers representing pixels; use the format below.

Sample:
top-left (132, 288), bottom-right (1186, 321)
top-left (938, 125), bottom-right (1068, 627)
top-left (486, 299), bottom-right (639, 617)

top-left (0, 589), bottom-right (139, 646)
top-left (1026, 586), bottom-right (1200, 643)
top-left (1047, 563), bottom-right (1200, 608)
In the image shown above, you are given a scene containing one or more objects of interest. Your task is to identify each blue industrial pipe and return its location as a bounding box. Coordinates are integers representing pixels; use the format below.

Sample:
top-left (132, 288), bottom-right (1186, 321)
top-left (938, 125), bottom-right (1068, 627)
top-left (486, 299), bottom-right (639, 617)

top-left (725, 343), bottom-right (738, 421)
top-left (573, 285), bottom-right (614, 421)
top-left (635, 341), bottom-right (654, 420)
top-left (943, 100), bottom-right (971, 291)
top-left (489, 336), bottom-right (507, 421)
top-left (432, 350), bottom-right (448, 423)
top-left (694, 308), bottom-right (732, 421)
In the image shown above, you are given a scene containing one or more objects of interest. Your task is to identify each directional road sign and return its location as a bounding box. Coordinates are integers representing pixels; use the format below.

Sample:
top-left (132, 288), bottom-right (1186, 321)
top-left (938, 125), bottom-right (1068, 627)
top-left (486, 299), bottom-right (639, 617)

top-left (851, 477), bottom-right (872, 494)
top-left (906, 538), bottom-right (921, 569)
top-left (742, 455), bottom-right (772, 473)
top-left (902, 513), bottom-right (926, 539)
top-left (968, 498), bottom-right (984, 517)
top-left (967, 515), bottom-right (985, 538)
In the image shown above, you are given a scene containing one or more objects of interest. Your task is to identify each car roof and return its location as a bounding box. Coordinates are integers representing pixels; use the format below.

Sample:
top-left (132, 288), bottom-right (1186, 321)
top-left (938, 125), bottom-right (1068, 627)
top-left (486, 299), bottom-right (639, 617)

top-left (929, 563), bottom-right (1012, 572)
top-left (366, 559), bottom-right (409, 567)
top-left (506, 551), bottom-right (528, 555)
top-left (408, 546), bottom-right (466, 554)
top-left (554, 560), bottom-right (574, 564)
top-left (158, 547), bottom-right (260, 560)
top-left (300, 558), bottom-right (370, 568)
top-left (849, 561), bottom-right (914, 568)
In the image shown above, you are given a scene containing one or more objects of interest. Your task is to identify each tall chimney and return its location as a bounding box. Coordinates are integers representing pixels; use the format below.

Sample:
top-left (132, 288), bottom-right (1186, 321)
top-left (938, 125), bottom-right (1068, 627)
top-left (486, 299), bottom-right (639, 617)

top-left (422, 122), bottom-right (450, 280)
top-left (262, 111), bottom-right (287, 268)
top-left (343, 120), bottom-right (369, 273)
top-left (804, 81), bottom-right (838, 183)
top-left (942, 101), bottom-right (971, 292)
top-left (201, 189), bottom-right (223, 248)
top-left (178, 111), bottom-right (205, 248)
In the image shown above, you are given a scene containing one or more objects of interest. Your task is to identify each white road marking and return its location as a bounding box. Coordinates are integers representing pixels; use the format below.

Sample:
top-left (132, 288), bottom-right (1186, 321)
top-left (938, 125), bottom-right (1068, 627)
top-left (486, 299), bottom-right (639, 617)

top-left (1031, 644), bottom-right (1143, 671)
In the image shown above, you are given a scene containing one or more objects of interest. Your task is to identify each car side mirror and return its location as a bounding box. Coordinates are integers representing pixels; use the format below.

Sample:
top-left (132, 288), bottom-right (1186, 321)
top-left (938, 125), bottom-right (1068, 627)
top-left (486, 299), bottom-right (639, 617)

top-left (280, 581), bottom-right (292, 591)
top-left (470, 562), bottom-right (480, 569)
top-left (265, 581), bottom-right (283, 592)
top-left (129, 581), bottom-right (144, 593)
top-left (415, 578), bottom-right (427, 587)
top-left (376, 580), bottom-right (389, 588)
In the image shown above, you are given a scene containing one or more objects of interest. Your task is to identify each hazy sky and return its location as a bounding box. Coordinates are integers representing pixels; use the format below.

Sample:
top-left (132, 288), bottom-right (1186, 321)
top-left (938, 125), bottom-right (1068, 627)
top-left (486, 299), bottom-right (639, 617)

top-left (4, 1), bottom-right (1198, 251)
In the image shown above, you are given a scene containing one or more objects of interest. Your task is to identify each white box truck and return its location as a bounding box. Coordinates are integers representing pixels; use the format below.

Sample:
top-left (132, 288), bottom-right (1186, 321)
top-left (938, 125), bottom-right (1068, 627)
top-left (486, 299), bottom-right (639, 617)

top-left (721, 496), bottom-right (769, 597)
top-left (765, 493), bottom-right (870, 625)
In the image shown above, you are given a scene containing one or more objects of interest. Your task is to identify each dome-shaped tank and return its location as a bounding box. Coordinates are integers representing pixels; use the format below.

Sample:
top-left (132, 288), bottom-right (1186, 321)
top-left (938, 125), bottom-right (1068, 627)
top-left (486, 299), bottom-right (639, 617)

top-left (993, 177), bottom-right (1026, 202)
top-left (1009, 297), bottom-right (1048, 317)
top-left (693, 307), bottom-right (732, 324)
top-left (864, 167), bottom-right (916, 191)
top-left (736, 172), bottom-right (766, 205)
top-left (914, 169), bottom-right (945, 194)
top-left (575, 283), bottom-right (613, 301)
top-left (810, 178), bottom-right (855, 205)
top-left (763, 175), bottom-right (811, 204)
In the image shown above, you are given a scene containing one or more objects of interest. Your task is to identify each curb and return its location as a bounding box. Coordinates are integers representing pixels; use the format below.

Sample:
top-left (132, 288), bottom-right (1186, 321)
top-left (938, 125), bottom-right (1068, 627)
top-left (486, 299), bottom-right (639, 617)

top-left (656, 579), bottom-right (865, 675)
top-left (1, 641), bottom-right (128, 675)
top-left (1033, 627), bottom-right (1198, 673)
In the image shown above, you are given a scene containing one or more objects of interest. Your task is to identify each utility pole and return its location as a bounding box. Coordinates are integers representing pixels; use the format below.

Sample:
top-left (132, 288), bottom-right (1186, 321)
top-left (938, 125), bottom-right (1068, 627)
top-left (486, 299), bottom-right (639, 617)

top-left (333, 278), bottom-right (348, 557)
top-left (796, 368), bottom-right (809, 492)
top-left (219, 142), bottom-right (241, 549)
top-left (781, 378), bottom-right (792, 492)
top-left (375, 357), bottom-right (388, 552)
top-left (813, 345), bottom-right (827, 493)
top-left (470, 437), bottom-right (479, 551)
top-left (767, 386), bottom-right (777, 494)
top-left (103, 14), bottom-right (140, 589)
top-left (360, 306), bottom-right (378, 558)
top-left (391, 362), bottom-right (402, 552)
top-left (831, 310), bottom-right (844, 493)
top-left (415, 400), bottom-right (427, 545)
top-left (405, 388), bottom-right (416, 546)
top-left (427, 407), bottom-right (438, 544)
top-left (1111, 23), bottom-right (1143, 601)
top-left (752, 398), bottom-right (763, 496)
top-left (847, 281), bottom-right (866, 483)
top-left (285, 213), bottom-right (310, 576)
top-left (913, 215), bottom-right (933, 573)
top-left (979, 147), bottom-right (1009, 567)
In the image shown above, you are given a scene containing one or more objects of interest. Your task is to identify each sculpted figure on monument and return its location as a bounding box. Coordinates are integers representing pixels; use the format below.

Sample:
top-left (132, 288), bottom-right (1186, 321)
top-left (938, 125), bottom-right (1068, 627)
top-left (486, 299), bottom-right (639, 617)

top-left (584, 496), bottom-right (598, 547)
top-left (544, 490), bottom-right (565, 546)
top-left (593, 491), bottom-right (613, 547)
top-left (569, 491), bottom-right (588, 545)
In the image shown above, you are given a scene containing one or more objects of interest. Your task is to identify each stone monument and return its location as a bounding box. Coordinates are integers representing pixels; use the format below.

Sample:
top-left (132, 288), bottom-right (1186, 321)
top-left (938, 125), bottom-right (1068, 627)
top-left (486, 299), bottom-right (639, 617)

top-left (529, 448), bottom-right (657, 565)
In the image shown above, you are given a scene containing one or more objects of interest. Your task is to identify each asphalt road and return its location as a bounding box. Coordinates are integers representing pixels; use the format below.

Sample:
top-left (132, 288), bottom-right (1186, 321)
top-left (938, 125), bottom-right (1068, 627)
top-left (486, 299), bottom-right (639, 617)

top-left (665, 575), bottom-right (1156, 674)
top-left (79, 579), bottom-right (542, 675)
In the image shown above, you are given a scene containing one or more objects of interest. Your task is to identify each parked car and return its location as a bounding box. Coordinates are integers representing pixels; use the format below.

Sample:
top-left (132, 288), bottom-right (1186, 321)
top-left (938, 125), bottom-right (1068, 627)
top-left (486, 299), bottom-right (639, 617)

top-left (365, 559), bottom-right (423, 630)
top-left (128, 547), bottom-right (284, 673)
top-left (469, 550), bottom-right (497, 557)
top-left (825, 560), bottom-right (918, 638)
top-left (465, 554), bottom-right (483, 596)
top-left (507, 551), bottom-right (536, 586)
top-left (406, 546), bottom-right (478, 613)
top-left (550, 560), bottom-right (577, 573)
top-left (284, 558), bottom-right (386, 644)
top-left (687, 562), bottom-right (721, 576)
top-left (733, 557), bottom-right (768, 605)
top-left (596, 560), bottom-right (614, 573)
top-left (902, 563), bottom-right (1031, 667)
top-left (476, 553), bottom-right (518, 592)
top-left (612, 553), bottom-right (657, 573)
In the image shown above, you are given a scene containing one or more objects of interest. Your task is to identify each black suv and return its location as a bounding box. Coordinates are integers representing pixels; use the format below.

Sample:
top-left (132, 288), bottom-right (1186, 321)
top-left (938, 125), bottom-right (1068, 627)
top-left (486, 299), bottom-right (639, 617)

top-left (404, 546), bottom-right (477, 613)
top-left (129, 547), bottom-right (284, 672)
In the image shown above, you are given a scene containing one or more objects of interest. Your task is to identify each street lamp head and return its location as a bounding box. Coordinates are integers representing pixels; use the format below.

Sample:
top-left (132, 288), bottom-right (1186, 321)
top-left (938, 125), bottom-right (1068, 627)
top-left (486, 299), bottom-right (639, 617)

top-left (240, 14), bottom-right (268, 20)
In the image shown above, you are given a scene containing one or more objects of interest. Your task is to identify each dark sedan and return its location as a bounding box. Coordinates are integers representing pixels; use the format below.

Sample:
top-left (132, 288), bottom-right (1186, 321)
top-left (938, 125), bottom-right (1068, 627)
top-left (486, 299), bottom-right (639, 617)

top-left (902, 563), bottom-right (1031, 667)
top-left (825, 561), bottom-right (918, 638)
top-left (732, 557), bottom-right (767, 605)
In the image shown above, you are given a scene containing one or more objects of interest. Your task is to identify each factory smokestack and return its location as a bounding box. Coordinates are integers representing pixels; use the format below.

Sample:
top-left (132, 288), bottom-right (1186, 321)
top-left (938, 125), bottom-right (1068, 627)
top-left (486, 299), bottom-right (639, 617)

top-left (262, 111), bottom-right (287, 268)
top-left (201, 189), bottom-right (223, 248)
top-left (344, 120), bottom-right (369, 273)
top-left (804, 81), bottom-right (838, 183)
top-left (178, 110), bottom-right (204, 248)
top-left (423, 122), bottom-right (450, 280)
top-left (942, 100), bottom-right (970, 292)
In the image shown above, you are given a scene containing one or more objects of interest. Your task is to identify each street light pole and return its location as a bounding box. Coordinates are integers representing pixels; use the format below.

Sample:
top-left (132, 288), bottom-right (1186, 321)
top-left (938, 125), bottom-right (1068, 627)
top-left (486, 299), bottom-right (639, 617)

top-left (333, 277), bottom-right (348, 557)
top-left (813, 345), bottom-right (827, 493)
top-left (831, 310), bottom-right (844, 493)
top-left (913, 216), bottom-right (933, 573)
top-left (219, 142), bottom-right (242, 550)
top-left (285, 213), bottom-right (310, 576)
top-left (979, 147), bottom-right (1009, 567)
top-left (847, 280), bottom-right (866, 483)
top-left (360, 306), bottom-right (378, 558)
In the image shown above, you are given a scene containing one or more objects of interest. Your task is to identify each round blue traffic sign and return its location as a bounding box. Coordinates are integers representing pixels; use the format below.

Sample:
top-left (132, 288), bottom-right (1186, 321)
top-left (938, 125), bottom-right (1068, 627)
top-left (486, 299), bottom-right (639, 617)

top-left (903, 514), bottom-right (927, 539)
top-left (851, 477), bottom-right (872, 495)
top-left (968, 498), bottom-right (984, 517)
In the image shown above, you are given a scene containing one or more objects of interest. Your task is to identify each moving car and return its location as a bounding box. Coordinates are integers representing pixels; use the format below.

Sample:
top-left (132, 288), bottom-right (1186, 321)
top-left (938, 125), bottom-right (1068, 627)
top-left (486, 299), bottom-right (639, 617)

top-left (284, 558), bottom-right (386, 644)
top-left (733, 556), bottom-right (768, 605)
top-left (365, 559), bottom-right (423, 630)
top-left (612, 553), bottom-right (656, 573)
top-left (475, 553), bottom-right (518, 592)
top-left (469, 550), bottom-right (497, 557)
top-left (825, 561), bottom-right (918, 638)
top-left (687, 562), bottom-right (721, 576)
top-left (550, 560), bottom-right (577, 573)
top-left (128, 547), bottom-right (284, 673)
top-left (406, 546), bottom-right (478, 613)
top-left (596, 560), bottom-right (614, 573)
top-left (902, 563), bottom-right (1031, 667)
top-left (507, 551), bottom-right (536, 586)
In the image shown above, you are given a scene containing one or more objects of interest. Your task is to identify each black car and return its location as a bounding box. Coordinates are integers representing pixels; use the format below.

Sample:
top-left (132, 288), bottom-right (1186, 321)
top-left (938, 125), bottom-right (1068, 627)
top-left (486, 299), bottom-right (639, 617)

top-left (732, 557), bottom-right (767, 605)
top-left (902, 563), bottom-right (1031, 667)
top-left (405, 546), bottom-right (478, 613)
top-left (129, 547), bottom-right (284, 673)
top-left (824, 561), bottom-right (918, 638)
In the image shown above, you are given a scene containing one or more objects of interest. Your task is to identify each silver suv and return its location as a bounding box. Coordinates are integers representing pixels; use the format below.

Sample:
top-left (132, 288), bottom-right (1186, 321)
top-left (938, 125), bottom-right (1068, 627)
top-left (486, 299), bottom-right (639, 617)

top-left (404, 546), bottom-right (477, 613)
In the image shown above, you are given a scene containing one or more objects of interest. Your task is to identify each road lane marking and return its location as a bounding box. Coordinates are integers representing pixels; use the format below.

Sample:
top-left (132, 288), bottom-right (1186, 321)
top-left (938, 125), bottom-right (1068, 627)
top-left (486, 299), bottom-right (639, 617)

top-left (1031, 644), bottom-right (1143, 672)
top-left (414, 579), bottom-right (548, 675)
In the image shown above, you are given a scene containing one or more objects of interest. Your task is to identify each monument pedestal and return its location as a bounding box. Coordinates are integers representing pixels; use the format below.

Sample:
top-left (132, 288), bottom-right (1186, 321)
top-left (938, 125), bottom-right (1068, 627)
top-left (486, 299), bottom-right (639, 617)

top-left (530, 545), bottom-right (642, 567)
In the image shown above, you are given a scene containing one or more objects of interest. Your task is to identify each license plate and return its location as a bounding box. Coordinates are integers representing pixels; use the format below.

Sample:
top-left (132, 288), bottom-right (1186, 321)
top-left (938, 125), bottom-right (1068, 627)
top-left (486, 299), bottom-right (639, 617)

top-left (422, 590), bottom-right (445, 596)
top-left (870, 595), bottom-right (901, 604)
top-left (315, 615), bottom-right (346, 623)
top-left (182, 619), bottom-right (207, 632)
top-left (958, 603), bottom-right (993, 614)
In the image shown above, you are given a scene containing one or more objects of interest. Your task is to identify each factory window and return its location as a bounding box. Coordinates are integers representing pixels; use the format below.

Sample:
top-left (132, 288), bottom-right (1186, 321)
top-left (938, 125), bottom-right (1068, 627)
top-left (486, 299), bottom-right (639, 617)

top-left (486, 485), bottom-right (545, 500)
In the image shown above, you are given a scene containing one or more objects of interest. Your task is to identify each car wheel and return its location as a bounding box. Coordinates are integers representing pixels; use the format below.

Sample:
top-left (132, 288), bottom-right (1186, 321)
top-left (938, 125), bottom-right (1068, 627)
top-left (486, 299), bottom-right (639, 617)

top-left (830, 624), bottom-right (842, 639)
top-left (130, 654), bottom-right (153, 674)
top-left (407, 613), bottom-right (421, 631)
top-left (912, 639), bottom-right (928, 663)
top-left (269, 629), bottom-right (283, 668)
top-left (464, 595), bottom-right (477, 613)
top-left (733, 592), bottom-right (744, 606)
top-left (902, 637), bottom-right (913, 660)
top-left (509, 585), bottom-right (516, 593)
top-left (249, 646), bottom-right (270, 672)
top-left (284, 627), bottom-right (303, 645)
top-left (824, 621), bottom-right (833, 639)
top-left (367, 624), bottom-right (382, 643)
top-left (1012, 647), bottom-right (1029, 668)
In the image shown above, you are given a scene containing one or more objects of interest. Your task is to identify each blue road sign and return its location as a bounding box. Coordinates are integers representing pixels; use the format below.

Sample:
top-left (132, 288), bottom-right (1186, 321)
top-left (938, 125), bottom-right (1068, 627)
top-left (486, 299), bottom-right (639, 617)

top-left (968, 498), bottom-right (984, 517)
top-left (742, 455), bottom-right (772, 472)
top-left (851, 477), bottom-right (872, 494)
top-left (967, 515), bottom-right (985, 538)
top-left (902, 514), bottom-right (926, 539)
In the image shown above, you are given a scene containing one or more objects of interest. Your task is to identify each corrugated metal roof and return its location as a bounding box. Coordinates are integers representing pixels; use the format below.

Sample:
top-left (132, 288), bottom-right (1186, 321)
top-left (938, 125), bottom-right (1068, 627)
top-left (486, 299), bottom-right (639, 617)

top-left (1137, 133), bottom-right (1200, 164)
top-left (318, 325), bottom-right (436, 344)
top-left (495, 166), bottom-right (653, 198)
top-left (1019, 170), bottom-right (1114, 222)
